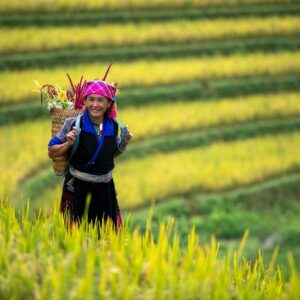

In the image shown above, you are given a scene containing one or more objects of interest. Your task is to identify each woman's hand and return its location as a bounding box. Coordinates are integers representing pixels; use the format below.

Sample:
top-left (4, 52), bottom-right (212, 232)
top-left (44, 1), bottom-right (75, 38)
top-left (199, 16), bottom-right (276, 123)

top-left (66, 127), bottom-right (78, 146)
top-left (125, 125), bottom-right (133, 145)
top-left (48, 127), bottom-right (78, 159)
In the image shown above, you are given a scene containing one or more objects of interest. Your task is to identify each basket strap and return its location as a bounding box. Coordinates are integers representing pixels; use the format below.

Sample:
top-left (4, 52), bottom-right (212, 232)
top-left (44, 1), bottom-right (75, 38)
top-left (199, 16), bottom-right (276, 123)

top-left (69, 113), bottom-right (82, 161)
top-left (113, 118), bottom-right (127, 148)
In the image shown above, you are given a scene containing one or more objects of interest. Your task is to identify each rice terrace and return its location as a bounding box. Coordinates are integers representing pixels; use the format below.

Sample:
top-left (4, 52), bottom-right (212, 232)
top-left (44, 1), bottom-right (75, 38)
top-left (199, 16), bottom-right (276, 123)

top-left (0, 0), bottom-right (300, 299)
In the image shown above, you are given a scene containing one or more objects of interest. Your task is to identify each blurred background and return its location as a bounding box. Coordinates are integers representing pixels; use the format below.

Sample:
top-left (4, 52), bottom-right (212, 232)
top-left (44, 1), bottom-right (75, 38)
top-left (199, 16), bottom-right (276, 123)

top-left (0, 0), bottom-right (299, 270)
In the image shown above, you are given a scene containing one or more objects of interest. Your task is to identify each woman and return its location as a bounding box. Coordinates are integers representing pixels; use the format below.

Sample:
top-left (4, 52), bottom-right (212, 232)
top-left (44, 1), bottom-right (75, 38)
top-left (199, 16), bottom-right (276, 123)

top-left (48, 79), bottom-right (132, 229)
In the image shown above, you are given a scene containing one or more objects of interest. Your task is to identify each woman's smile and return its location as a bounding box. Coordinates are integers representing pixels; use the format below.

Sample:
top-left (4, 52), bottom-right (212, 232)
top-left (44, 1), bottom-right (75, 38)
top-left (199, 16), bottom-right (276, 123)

top-left (85, 93), bottom-right (111, 122)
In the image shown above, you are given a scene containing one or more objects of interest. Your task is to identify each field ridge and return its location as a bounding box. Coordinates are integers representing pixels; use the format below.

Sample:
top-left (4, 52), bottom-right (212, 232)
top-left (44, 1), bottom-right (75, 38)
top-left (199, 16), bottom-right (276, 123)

top-left (14, 118), bottom-right (300, 208)
top-left (1, 74), bottom-right (299, 124)
top-left (1, 3), bottom-right (300, 26)
top-left (1, 36), bottom-right (299, 71)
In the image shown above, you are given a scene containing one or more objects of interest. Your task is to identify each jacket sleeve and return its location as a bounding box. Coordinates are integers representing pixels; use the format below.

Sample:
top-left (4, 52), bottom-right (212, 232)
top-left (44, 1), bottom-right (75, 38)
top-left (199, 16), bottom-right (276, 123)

top-left (48, 117), bottom-right (76, 148)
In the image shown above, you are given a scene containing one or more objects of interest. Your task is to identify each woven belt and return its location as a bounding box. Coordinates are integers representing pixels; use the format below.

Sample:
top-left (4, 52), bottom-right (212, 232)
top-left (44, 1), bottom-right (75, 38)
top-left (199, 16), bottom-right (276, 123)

top-left (70, 166), bottom-right (112, 183)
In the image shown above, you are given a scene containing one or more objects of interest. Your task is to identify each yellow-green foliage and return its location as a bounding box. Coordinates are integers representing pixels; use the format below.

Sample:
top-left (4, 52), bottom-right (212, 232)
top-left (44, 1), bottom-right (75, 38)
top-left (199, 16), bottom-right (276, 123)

top-left (122, 91), bottom-right (300, 140)
top-left (1, 51), bottom-right (300, 104)
top-left (0, 120), bottom-right (50, 196)
top-left (2, 91), bottom-right (299, 198)
top-left (1, 16), bottom-right (299, 54)
top-left (0, 200), bottom-right (299, 299)
top-left (0, 0), bottom-right (292, 13)
top-left (114, 132), bottom-right (300, 208)
top-left (35, 131), bottom-right (300, 210)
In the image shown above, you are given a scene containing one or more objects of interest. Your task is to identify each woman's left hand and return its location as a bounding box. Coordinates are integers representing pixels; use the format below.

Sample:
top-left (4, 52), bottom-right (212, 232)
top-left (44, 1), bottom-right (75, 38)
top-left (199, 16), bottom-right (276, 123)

top-left (125, 125), bottom-right (133, 145)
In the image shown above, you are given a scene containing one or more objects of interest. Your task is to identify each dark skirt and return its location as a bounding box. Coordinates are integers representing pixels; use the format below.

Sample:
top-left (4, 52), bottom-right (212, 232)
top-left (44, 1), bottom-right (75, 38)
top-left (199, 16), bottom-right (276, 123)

top-left (60, 172), bottom-right (122, 229)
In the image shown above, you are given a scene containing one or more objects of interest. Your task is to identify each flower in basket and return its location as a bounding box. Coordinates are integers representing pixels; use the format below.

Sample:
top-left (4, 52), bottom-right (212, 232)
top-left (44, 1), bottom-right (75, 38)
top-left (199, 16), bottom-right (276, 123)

top-left (33, 74), bottom-right (86, 111)
top-left (33, 80), bottom-right (74, 110)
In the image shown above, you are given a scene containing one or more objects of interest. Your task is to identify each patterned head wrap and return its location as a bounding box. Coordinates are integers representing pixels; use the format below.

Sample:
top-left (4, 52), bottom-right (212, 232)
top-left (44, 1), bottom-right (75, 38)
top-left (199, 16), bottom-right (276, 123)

top-left (83, 80), bottom-right (117, 100)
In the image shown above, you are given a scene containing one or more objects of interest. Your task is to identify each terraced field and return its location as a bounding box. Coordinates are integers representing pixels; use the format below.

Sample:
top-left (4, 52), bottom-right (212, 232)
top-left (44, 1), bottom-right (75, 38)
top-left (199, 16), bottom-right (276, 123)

top-left (1, 0), bottom-right (300, 271)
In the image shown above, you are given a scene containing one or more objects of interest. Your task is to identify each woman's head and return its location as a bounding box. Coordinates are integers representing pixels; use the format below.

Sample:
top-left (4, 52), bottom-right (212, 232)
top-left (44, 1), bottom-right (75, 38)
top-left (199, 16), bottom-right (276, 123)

top-left (83, 80), bottom-right (118, 119)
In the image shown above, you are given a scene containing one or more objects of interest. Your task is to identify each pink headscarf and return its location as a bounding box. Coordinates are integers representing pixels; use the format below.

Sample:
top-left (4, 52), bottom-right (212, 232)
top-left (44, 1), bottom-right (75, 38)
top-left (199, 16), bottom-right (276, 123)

top-left (83, 80), bottom-right (118, 119)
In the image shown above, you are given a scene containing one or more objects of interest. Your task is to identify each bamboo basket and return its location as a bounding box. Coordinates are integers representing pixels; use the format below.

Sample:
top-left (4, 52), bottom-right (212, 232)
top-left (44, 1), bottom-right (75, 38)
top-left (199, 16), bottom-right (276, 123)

top-left (50, 108), bottom-right (81, 176)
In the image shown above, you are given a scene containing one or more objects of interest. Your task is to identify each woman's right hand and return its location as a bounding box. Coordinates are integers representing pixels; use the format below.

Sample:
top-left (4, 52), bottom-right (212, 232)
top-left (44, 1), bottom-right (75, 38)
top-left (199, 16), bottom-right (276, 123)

top-left (48, 127), bottom-right (78, 159)
top-left (66, 127), bottom-right (78, 146)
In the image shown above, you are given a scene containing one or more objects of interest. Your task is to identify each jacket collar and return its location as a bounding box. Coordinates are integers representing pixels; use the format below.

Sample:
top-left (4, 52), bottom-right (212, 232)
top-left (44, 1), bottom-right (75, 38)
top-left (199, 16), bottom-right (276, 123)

top-left (82, 109), bottom-right (114, 138)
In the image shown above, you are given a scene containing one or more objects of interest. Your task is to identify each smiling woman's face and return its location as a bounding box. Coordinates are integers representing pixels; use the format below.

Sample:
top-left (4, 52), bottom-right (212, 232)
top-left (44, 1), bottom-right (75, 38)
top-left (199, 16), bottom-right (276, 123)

top-left (84, 93), bottom-right (111, 122)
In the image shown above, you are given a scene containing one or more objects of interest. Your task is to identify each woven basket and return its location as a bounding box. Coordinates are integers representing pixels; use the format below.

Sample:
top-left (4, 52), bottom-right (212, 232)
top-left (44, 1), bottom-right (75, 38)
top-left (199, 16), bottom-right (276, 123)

top-left (50, 108), bottom-right (81, 175)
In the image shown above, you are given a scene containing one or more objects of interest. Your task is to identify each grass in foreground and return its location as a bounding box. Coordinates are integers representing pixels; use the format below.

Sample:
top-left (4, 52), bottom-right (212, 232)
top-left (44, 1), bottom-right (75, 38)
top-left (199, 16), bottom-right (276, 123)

top-left (132, 172), bottom-right (300, 270)
top-left (0, 199), bottom-right (299, 299)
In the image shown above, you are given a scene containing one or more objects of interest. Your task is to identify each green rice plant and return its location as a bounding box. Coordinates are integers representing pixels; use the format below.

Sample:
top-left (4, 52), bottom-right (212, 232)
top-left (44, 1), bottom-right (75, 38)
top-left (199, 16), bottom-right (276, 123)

top-left (1, 16), bottom-right (299, 55)
top-left (3, 4), bottom-right (300, 28)
top-left (121, 91), bottom-right (300, 140)
top-left (0, 199), bottom-right (299, 299)
top-left (2, 91), bottom-right (300, 197)
top-left (0, 120), bottom-right (50, 196)
top-left (2, 36), bottom-right (300, 71)
top-left (1, 51), bottom-right (300, 105)
top-left (132, 172), bottom-right (300, 233)
top-left (114, 131), bottom-right (300, 208)
top-left (1, 74), bottom-right (300, 125)
top-left (0, 0), bottom-right (293, 14)
top-left (1, 73), bottom-right (300, 125)
top-left (2, 91), bottom-right (300, 198)
top-left (28, 131), bottom-right (300, 210)
top-left (14, 116), bottom-right (300, 214)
